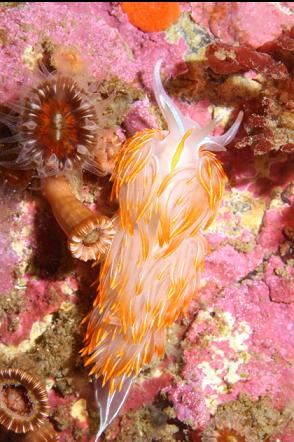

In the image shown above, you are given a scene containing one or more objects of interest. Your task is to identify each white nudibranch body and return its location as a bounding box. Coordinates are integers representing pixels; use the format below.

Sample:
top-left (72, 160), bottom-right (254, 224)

top-left (81, 60), bottom-right (243, 440)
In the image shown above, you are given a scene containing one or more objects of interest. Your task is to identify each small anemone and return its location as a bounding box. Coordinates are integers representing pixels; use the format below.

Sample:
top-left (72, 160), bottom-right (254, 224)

top-left (51, 45), bottom-right (86, 77)
top-left (202, 414), bottom-right (248, 442)
top-left (201, 394), bottom-right (282, 442)
top-left (43, 175), bottom-right (115, 262)
top-left (0, 56), bottom-right (120, 179)
top-left (94, 129), bottom-right (123, 176)
top-left (0, 368), bottom-right (49, 434)
top-left (202, 427), bottom-right (247, 442)
top-left (22, 420), bottom-right (60, 441)
top-left (0, 74), bottom-right (99, 178)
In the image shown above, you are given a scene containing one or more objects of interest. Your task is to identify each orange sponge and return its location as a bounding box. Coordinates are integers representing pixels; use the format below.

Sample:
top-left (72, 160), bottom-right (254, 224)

top-left (121, 2), bottom-right (180, 32)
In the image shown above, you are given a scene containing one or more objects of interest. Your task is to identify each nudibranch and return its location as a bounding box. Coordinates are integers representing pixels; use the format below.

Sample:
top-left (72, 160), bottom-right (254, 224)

top-left (81, 60), bottom-right (243, 439)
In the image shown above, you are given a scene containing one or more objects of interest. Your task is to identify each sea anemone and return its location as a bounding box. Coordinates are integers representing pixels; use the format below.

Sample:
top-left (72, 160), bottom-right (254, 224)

top-left (43, 175), bottom-right (115, 262)
top-left (201, 394), bottom-right (283, 442)
top-left (0, 368), bottom-right (49, 434)
top-left (0, 47), bottom-right (124, 179)
top-left (94, 129), bottom-right (123, 176)
top-left (51, 45), bottom-right (86, 77)
top-left (22, 421), bottom-right (60, 441)
top-left (202, 416), bottom-right (247, 442)
top-left (0, 73), bottom-right (100, 178)
top-left (0, 51), bottom-right (120, 262)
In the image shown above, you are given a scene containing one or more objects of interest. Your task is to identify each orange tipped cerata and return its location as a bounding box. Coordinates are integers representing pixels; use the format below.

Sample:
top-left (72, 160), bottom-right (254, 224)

top-left (82, 60), bottom-right (243, 437)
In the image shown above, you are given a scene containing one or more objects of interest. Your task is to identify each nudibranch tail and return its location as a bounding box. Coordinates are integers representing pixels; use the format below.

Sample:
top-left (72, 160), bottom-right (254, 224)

top-left (94, 376), bottom-right (134, 442)
top-left (83, 60), bottom-right (243, 440)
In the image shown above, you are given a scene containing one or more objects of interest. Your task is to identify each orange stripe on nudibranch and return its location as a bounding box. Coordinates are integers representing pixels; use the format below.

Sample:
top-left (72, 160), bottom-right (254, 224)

top-left (170, 129), bottom-right (192, 171)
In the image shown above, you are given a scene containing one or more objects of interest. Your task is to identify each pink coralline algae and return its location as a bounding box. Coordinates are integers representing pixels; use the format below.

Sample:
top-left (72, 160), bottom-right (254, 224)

top-left (167, 275), bottom-right (294, 426)
top-left (266, 255), bottom-right (294, 304)
top-left (125, 369), bottom-right (173, 413)
top-left (0, 193), bottom-right (20, 295)
top-left (0, 2), bottom-right (186, 102)
top-left (190, 2), bottom-right (294, 48)
top-left (0, 3), bottom-right (134, 101)
top-left (0, 279), bottom-right (63, 346)
top-left (122, 99), bottom-right (159, 136)
top-left (165, 166), bottom-right (294, 437)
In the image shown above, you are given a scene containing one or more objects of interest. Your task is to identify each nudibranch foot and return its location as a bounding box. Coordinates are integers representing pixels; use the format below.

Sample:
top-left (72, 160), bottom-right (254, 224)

top-left (94, 376), bottom-right (134, 441)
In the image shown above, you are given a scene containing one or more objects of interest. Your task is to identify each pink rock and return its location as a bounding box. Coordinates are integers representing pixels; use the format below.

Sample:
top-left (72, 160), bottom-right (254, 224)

top-left (168, 276), bottom-right (294, 427)
top-left (265, 256), bottom-right (294, 304)
top-left (123, 99), bottom-right (159, 136)
top-left (0, 194), bottom-right (20, 294)
top-left (190, 2), bottom-right (294, 47)
top-left (0, 232), bottom-right (19, 294)
top-left (204, 244), bottom-right (263, 288)
top-left (258, 207), bottom-right (291, 253)
top-left (0, 278), bottom-right (64, 346)
top-left (125, 370), bottom-right (173, 413)
top-left (0, 2), bottom-right (187, 102)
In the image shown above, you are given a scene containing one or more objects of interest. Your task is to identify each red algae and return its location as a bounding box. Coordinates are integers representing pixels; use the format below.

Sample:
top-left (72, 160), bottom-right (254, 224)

top-left (206, 34), bottom-right (294, 155)
top-left (206, 42), bottom-right (288, 78)
top-left (259, 26), bottom-right (294, 73)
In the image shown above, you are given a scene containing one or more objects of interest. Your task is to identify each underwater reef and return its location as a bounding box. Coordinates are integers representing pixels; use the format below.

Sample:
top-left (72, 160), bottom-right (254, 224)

top-left (0, 2), bottom-right (293, 441)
